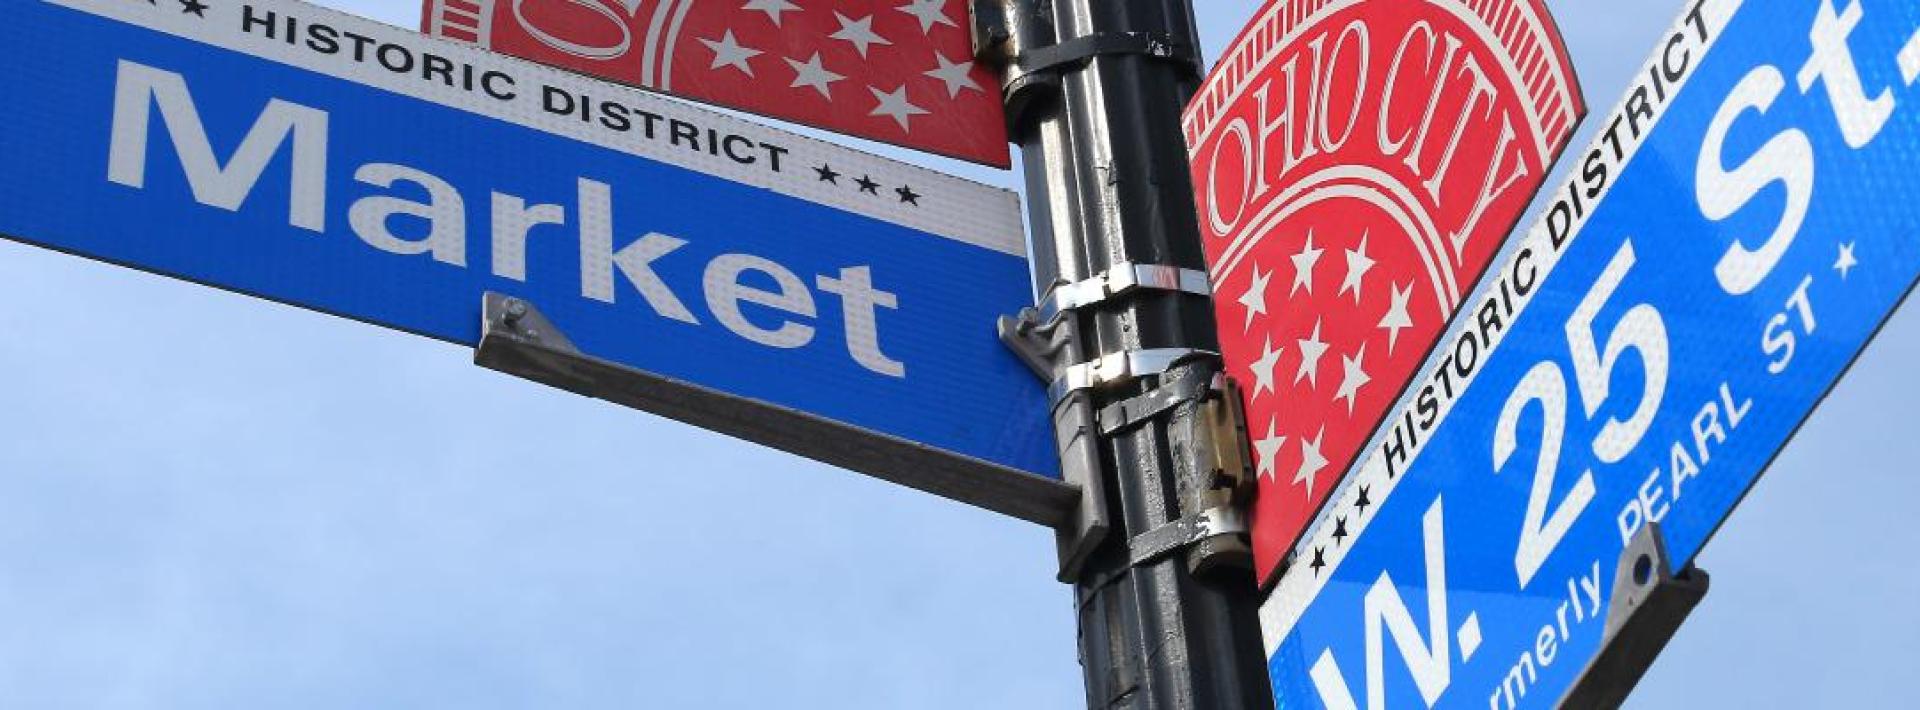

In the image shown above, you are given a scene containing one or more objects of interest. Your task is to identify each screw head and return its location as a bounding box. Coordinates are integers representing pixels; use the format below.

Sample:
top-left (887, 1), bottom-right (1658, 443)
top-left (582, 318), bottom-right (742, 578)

top-left (503, 298), bottom-right (529, 323)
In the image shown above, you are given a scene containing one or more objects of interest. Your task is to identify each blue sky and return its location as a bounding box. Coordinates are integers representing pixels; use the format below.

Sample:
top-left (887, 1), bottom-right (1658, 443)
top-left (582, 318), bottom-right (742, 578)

top-left (0, 0), bottom-right (1912, 708)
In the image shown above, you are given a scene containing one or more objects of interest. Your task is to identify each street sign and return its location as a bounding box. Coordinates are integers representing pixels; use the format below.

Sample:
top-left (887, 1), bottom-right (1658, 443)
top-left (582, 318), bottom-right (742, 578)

top-left (422, 0), bottom-right (1011, 167)
top-left (0, 0), bottom-right (1070, 524)
top-left (1184, 0), bottom-right (1584, 585)
top-left (1261, 0), bottom-right (1920, 705)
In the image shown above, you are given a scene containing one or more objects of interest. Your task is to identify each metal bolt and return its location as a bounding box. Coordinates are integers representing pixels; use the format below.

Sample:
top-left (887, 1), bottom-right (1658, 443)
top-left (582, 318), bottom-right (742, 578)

top-left (503, 298), bottom-right (529, 324)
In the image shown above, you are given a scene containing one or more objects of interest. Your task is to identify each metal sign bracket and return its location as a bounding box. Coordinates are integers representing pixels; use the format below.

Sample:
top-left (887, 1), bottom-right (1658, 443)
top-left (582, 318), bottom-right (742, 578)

top-left (476, 292), bottom-right (1081, 527)
top-left (1002, 304), bottom-right (1253, 581)
top-left (1155, 373), bottom-right (1256, 577)
top-left (1560, 523), bottom-right (1711, 709)
top-left (1103, 367), bottom-right (1255, 576)
top-left (1000, 308), bottom-right (1110, 582)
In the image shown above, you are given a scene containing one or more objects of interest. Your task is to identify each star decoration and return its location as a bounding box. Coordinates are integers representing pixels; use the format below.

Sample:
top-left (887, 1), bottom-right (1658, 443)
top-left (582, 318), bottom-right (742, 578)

top-left (1378, 281), bottom-right (1415, 355)
top-left (699, 30), bottom-right (761, 76)
top-left (868, 85), bottom-right (929, 131)
top-left (1254, 419), bottom-right (1287, 483)
top-left (896, 185), bottom-right (921, 206)
top-left (831, 12), bottom-right (892, 58)
top-left (1294, 318), bottom-right (1328, 388)
top-left (1309, 546), bottom-right (1327, 577)
top-left (1354, 485), bottom-right (1372, 515)
top-left (785, 53), bottom-right (844, 99)
top-left (855, 175), bottom-right (881, 195)
top-left (924, 54), bottom-right (981, 98)
top-left (1293, 427), bottom-right (1329, 497)
top-left (1236, 265), bottom-right (1272, 332)
top-left (1339, 232), bottom-right (1376, 303)
top-left (741, 0), bottom-right (800, 26)
top-left (1334, 344), bottom-right (1371, 416)
top-left (1248, 336), bottom-right (1284, 398)
top-left (1836, 242), bottom-right (1858, 279)
top-left (897, 0), bottom-right (958, 34)
top-left (179, 0), bottom-right (209, 16)
top-left (814, 164), bottom-right (840, 184)
top-left (1332, 516), bottom-right (1349, 545)
top-left (1290, 231), bottom-right (1323, 296)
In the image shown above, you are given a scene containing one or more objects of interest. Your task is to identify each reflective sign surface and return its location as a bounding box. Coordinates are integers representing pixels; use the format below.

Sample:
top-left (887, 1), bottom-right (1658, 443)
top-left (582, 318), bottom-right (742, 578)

top-left (0, 0), bottom-right (1060, 520)
top-left (1261, 0), bottom-right (1920, 705)
top-left (1185, 0), bottom-right (1584, 585)
top-left (422, 0), bottom-right (1011, 167)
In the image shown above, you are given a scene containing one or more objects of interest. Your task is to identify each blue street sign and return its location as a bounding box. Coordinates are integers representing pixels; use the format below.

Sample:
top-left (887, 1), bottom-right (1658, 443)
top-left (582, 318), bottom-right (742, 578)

top-left (0, 0), bottom-right (1068, 522)
top-left (1260, 0), bottom-right (1920, 706)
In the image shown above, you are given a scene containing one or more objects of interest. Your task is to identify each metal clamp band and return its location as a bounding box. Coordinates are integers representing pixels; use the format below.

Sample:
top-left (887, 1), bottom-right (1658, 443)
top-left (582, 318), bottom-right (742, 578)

top-left (1018, 32), bottom-right (1201, 77)
top-left (1049, 348), bottom-right (1217, 404)
top-left (1127, 506), bottom-right (1248, 569)
top-left (1039, 262), bottom-right (1213, 323)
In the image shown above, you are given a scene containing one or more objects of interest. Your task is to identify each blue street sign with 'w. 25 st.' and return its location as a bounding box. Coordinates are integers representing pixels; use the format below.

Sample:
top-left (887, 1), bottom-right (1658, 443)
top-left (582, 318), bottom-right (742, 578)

top-left (1259, 0), bottom-right (1920, 706)
top-left (0, 0), bottom-right (1073, 523)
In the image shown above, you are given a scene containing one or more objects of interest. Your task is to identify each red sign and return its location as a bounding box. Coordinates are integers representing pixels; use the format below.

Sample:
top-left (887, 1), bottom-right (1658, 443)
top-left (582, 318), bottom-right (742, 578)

top-left (1185, 0), bottom-right (1583, 586)
top-left (423, 0), bottom-right (1010, 167)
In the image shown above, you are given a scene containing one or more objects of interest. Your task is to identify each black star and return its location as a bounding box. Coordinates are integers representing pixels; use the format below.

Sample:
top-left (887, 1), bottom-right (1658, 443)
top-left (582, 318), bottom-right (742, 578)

top-left (178, 0), bottom-right (209, 16)
top-left (1309, 546), bottom-right (1327, 577)
top-left (814, 164), bottom-right (840, 184)
top-left (1354, 485), bottom-right (1372, 515)
top-left (895, 185), bottom-right (921, 206)
top-left (855, 175), bottom-right (881, 195)
top-left (1332, 516), bottom-right (1349, 546)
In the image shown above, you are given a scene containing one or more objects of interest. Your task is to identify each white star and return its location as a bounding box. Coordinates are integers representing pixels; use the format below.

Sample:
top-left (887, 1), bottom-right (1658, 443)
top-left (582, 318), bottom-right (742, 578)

top-left (831, 12), bottom-right (892, 58)
top-left (868, 85), bottom-right (929, 131)
top-left (1293, 427), bottom-right (1329, 497)
top-left (699, 30), bottom-right (760, 76)
top-left (1254, 419), bottom-right (1288, 483)
top-left (1295, 318), bottom-right (1328, 388)
top-left (784, 53), bottom-right (844, 99)
top-left (1836, 242), bottom-right (1859, 279)
top-left (741, 0), bottom-right (800, 26)
top-left (1290, 231), bottom-right (1323, 296)
top-left (1236, 265), bottom-right (1272, 332)
top-left (1334, 344), bottom-right (1372, 416)
top-left (1339, 232), bottom-right (1376, 303)
top-left (897, 0), bottom-right (958, 34)
top-left (1249, 337), bottom-right (1285, 399)
top-left (1378, 281), bottom-right (1414, 355)
top-left (924, 53), bottom-right (982, 98)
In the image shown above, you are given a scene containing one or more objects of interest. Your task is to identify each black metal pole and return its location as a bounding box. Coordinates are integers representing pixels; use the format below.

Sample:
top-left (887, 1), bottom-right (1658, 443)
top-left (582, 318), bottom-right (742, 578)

top-left (981, 1), bottom-right (1275, 707)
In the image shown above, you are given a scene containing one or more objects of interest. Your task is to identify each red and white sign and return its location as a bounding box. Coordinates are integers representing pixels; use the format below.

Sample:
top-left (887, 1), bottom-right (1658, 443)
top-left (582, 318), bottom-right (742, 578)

top-left (423, 0), bottom-right (1010, 167)
top-left (1185, 0), bottom-right (1583, 586)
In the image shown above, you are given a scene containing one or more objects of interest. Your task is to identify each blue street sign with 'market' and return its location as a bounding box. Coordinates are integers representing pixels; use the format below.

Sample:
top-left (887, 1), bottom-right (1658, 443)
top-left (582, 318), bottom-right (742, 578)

top-left (0, 0), bottom-right (1069, 523)
top-left (1259, 0), bottom-right (1920, 706)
